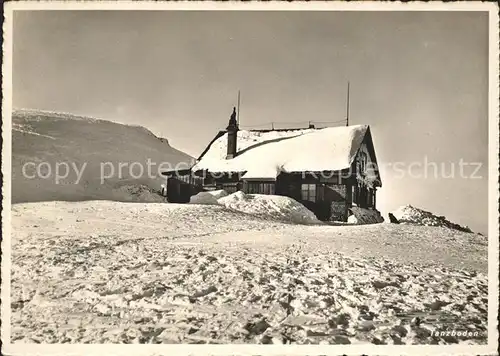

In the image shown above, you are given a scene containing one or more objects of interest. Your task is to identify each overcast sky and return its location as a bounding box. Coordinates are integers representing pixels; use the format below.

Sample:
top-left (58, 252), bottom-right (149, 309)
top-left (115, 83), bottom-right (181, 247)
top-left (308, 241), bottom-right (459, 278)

top-left (13, 10), bottom-right (489, 233)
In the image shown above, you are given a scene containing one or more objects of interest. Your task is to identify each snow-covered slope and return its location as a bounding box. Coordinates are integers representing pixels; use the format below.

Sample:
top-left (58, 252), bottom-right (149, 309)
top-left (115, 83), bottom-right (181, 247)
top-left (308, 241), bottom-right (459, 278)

top-left (189, 190), bottom-right (229, 204)
top-left (11, 109), bottom-right (193, 203)
top-left (391, 205), bottom-right (473, 233)
top-left (11, 201), bottom-right (487, 344)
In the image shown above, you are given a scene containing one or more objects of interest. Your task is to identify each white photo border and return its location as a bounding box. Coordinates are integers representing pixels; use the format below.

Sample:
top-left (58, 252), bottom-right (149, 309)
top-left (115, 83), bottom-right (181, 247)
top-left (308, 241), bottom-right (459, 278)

top-left (1, 1), bottom-right (499, 355)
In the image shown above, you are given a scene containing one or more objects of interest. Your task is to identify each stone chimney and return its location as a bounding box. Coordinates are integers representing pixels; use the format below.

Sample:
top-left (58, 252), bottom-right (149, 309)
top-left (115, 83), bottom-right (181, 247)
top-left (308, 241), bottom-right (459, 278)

top-left (226, 107), bottom-right (238, 159)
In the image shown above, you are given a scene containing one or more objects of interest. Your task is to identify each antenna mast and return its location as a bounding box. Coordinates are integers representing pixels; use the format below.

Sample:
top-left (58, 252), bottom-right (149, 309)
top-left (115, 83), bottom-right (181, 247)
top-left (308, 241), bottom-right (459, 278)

top-left (237, 90), bottom-right (241, 126)
top-left (346, 81), bottom-right (350, 126)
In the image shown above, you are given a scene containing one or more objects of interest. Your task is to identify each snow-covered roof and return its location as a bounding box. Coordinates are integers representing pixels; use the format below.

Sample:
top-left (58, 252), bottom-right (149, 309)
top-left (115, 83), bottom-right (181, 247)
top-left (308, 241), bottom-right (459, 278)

top-left (192, 125), bottom-right (370, 180)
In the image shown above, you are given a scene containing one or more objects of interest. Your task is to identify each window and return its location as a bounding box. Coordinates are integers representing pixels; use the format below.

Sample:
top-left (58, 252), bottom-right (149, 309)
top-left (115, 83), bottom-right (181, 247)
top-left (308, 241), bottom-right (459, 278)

top-left (301, 184), bottom-right (316, 202)
top-left (246, 182), bottom-right (275, 195)
top-left (358, 152), bottom-right (367, 173)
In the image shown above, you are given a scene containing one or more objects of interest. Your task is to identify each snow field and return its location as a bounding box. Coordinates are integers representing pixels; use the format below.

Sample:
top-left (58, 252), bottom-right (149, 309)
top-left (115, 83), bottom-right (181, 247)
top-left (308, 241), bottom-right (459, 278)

top-left (10, 201), bottom-right (488, 344)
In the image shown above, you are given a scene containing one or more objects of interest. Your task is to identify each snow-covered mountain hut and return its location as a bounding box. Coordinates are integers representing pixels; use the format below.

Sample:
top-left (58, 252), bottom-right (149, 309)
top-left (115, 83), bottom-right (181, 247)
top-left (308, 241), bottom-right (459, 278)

top-left (162, 108), bottom-right (382, 222)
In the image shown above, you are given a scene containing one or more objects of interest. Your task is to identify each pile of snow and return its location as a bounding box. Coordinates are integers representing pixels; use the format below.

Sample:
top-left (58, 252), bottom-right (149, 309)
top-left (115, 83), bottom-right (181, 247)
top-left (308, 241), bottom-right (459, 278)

top-left (219, 191), bottom-right (321, 225)
top-left (191, 191), bottom-right (321, 225)
top-left (195, 129), bottom-right (315, 163)
top-left (189, 190), bottom-right (228, 205)
top-left (192, 125), bottom-right (368, 180)
top-left (391, 205), bottom-right (472, 233)
top-left (347, 207), bottom-right (384, 225)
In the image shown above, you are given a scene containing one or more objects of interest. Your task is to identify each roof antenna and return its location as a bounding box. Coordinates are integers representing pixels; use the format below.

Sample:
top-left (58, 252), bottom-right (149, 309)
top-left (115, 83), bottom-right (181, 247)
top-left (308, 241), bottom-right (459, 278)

top-left (346, 81), bottom-right (350, 126)
top-left (237, 90), bottom-right (241, 126)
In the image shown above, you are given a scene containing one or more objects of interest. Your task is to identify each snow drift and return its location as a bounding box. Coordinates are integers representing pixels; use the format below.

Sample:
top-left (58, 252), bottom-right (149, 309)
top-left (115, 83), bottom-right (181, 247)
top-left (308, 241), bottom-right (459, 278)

top-left (391, 205), bottom-right (473, 233)
top-left (189, 190), bottom-right (229, 204)
top-left (189, 190), bottom-right (321, 225)
top-left (219, 192), bottom-right (321, 225)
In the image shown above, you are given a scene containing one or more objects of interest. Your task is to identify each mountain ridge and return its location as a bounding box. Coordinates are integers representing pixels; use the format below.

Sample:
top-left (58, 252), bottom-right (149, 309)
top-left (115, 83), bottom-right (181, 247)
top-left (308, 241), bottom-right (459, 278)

top-left (11, 109), bottom-right (193, 203)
